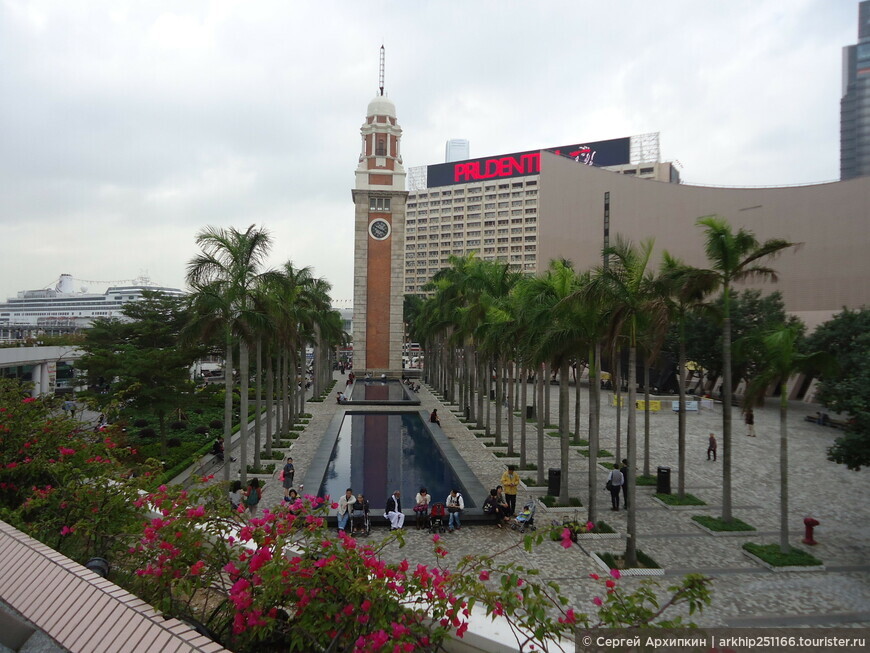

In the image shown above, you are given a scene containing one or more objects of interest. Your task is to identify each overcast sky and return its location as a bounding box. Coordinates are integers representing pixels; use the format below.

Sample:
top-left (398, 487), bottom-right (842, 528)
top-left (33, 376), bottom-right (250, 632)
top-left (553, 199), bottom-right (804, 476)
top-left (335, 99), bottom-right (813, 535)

top-left (0, 0), bottom-right (859, 304)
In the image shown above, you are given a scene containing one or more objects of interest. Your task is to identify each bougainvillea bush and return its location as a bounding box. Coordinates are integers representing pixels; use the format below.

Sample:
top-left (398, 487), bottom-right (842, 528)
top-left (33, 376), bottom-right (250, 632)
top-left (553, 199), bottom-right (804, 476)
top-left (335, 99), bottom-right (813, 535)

top-left (125, 483), bottom-right (712, 652)
top-left (1, 379), bottom-right (712, 652)
top-left (0, 379), bottom-right (159, 562)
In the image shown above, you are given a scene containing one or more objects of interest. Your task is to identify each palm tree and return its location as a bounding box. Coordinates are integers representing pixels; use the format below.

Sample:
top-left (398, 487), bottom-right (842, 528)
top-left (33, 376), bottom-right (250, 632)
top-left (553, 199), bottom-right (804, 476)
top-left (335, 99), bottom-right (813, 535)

top-left (743, 324), bottom-right (831, 553)
top-left (517, 260), bottom-right (590, 504)
top-left (696, 216), bottom-right (797, 522)
top-left (584, 236), bottom-right (665, 566)
top-left (187, 224), bottom-right (278, 484)
top-left (660, 253), bottom-right (718, 498)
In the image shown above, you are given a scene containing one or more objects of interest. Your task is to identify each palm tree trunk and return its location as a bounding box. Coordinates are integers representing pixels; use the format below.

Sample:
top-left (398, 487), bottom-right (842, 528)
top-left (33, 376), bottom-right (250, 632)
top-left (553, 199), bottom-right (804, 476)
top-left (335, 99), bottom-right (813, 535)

top-left (643, 356), bottom-right (651, 477)
top-left (779, 383), bottom-right (789, 553)
top-left (544, 362), bottom-right (551, 427)
top-left (536, 363), bottom-right (545, 487)
top-left (574, 361), bottom-right (581, 444)
top-left (485, 359), bottom-right (492, 437)
top-left (614, 346), bottom-right (622, 463)
top-left (507, 360), bottom-right (515, 456)
top-left (520, 364), bottom-right (528, 469)
top-left (265, 349), bottom-right (274, 456)
top-left (223, 332), bottom-right (234, 482)
top-left (722, 303), bottom-right (734, 523)
top-left (588, 343), bottom-right (601, 525)
top-left (625, 344), bottom-right (638, 567)
top-left (495, 358), bottom-right (503, 446)
top-left (477, 354), bottom-right (485, 430)
top-left (678, 321), bottom-right (687, 498)
top-left (254, 337), bottom-right (262, 470)
top-left (239, 339), bottom-right (250, 485)
top-left (281, 350), bottom-right (289, 437)
top-left (559, 358), bottom-right (570, 504)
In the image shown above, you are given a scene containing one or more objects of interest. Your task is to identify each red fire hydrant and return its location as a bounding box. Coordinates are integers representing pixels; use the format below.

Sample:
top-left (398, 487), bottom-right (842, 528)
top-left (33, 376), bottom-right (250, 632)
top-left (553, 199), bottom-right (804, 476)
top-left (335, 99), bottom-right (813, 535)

top-left (802, 516), bottom-right (820, 545)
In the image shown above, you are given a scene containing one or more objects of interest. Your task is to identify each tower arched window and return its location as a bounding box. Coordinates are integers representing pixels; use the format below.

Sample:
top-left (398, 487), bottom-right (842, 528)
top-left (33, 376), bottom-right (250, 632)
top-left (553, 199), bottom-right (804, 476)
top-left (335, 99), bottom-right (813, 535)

top-left (376, 136), bottom-right (387, 156)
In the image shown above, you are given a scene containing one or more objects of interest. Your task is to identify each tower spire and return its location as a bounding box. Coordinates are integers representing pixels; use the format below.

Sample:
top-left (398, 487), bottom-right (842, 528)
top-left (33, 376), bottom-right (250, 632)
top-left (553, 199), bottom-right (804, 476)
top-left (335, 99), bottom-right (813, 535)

top-left (379, 44), bottom-right (385, 96)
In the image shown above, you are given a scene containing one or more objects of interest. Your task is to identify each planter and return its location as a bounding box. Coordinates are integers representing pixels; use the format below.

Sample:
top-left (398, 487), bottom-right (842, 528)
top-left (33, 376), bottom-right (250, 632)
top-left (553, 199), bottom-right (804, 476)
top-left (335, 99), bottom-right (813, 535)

top-left (691, 515), bottom-right (756, 537)
top-left (589, 551), bottom-right (664, 577)
top-left (652, 497), bottom-right (708, 510)
top-left (742, 549), bottom-right (825, 573)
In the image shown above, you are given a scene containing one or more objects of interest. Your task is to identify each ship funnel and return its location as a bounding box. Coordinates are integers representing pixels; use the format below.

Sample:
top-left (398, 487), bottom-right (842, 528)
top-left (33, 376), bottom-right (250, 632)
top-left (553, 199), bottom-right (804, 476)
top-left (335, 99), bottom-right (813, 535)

top-left (57, 274), bottom-right (75, 294)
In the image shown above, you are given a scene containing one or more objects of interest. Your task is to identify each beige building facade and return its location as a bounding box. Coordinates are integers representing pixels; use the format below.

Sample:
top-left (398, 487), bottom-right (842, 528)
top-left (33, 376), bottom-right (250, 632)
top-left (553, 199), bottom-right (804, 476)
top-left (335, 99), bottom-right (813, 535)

top-left (537, 152), bottom-right (870, 330)
top-left (404, 144), bottom-right (674, 294)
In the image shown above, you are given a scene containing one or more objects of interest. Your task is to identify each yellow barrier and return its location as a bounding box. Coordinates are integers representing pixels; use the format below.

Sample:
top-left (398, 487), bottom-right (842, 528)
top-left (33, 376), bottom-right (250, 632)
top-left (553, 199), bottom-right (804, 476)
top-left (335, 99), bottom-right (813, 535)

top-left (611, 397), bottom-right (661, 411)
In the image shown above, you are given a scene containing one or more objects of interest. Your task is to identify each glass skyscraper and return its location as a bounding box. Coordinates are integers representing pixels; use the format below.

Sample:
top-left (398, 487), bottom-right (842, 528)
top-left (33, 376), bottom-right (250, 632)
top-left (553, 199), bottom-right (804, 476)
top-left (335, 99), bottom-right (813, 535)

top-left (841, 1), bottom-right (870, 179)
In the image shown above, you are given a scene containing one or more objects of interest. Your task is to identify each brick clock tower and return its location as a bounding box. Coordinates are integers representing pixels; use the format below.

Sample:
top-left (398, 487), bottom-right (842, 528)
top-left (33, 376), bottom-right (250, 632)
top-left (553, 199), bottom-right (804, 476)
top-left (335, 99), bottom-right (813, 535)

top-left (352, 49), bottom-right (407, 374)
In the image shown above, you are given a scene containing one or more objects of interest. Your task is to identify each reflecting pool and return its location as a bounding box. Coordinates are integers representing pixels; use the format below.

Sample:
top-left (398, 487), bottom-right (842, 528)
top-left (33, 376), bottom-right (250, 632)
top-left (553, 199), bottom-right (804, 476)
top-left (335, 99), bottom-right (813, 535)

top-left (348, 380), bottom-right (417, 403)
top-left (317, 412), bottom-right (473, 510)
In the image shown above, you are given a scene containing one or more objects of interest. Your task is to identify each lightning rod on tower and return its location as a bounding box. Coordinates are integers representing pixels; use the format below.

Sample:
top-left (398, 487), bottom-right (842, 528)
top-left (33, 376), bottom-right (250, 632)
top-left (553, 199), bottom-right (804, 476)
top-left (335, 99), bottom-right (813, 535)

top-left (379, 45), bottom-right (385, 96)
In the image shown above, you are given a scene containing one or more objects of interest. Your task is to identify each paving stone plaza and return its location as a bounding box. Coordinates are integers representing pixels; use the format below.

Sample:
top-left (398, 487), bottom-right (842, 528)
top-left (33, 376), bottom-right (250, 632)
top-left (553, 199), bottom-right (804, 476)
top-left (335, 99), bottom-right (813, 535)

top-left (218, 372), bottom-right (870, 629)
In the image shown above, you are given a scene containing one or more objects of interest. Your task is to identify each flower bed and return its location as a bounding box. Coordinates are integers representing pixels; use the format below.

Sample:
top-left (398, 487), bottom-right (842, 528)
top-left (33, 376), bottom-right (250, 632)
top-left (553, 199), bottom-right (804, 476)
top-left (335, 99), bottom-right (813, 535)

top-left (692, 515), bottom-right (755, 536)
top-left (742, 543), bottom-right (824, 572)
top-left (652, 493), bottom-right (706, 509)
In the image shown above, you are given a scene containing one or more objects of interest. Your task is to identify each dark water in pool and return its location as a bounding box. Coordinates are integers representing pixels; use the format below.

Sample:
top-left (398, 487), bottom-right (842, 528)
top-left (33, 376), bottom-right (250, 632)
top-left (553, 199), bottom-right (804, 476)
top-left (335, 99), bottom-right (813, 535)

top-left (349, 380), bottom-right (412, 401)
top-left (317, 412), bottom-right (472, 510)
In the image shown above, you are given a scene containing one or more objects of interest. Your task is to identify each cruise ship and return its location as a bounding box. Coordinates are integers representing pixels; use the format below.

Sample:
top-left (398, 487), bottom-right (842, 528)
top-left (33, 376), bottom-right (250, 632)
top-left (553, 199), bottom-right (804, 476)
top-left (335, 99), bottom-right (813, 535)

top-left (0, 274), bottom-right (185, 340)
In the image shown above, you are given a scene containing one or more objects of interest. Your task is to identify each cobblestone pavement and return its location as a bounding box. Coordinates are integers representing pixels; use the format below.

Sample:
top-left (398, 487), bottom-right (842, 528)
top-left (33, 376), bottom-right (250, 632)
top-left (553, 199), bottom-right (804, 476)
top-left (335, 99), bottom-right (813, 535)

top-left (221, 372), bottom-right (870, 628)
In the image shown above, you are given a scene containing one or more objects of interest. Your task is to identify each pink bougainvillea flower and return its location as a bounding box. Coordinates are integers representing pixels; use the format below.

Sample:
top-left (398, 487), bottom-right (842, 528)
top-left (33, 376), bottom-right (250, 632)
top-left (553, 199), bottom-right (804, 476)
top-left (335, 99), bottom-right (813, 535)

top-left (592, 596), bottom-right (603, 606)
top-left (559, 527), bottom-right (573, 549)
top-left (478, 570), bottom-right (490, 581)
top-left (456, 621), bottom-right (469, 638)
top-left (360, 599), bottom-right (372, 612)
top-left (60, 525), bottom-right (74, 536)
top-left (59, 447), bottom-right (76, 456)
top-left (431, 533), bottom-right (441, 542)
top-left (588, 572), bottom-right (600, 580)
top-left (605, 579), bottom-right (616, 588)
top-left (586, 521), bottom-right (595, 532)
top-left (22, 397), bottom-right (36, 403)
top-left (189, 560), bottom-right (205, 576)
top-left (609, 568), bottom-right (621, 580)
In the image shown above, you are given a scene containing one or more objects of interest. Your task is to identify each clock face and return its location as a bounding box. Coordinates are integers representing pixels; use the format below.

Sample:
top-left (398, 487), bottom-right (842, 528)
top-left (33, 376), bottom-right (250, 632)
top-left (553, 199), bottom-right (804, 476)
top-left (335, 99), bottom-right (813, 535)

top-left (369, 218), bottom-right (391, 240)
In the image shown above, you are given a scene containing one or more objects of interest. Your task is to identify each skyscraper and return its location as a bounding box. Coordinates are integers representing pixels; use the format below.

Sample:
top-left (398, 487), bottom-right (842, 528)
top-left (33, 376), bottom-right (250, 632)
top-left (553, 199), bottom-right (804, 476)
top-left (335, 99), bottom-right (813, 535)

top-left (841, 1), bottom-right (870, 179)
top-left (445, 139), bottom-right (470, 162)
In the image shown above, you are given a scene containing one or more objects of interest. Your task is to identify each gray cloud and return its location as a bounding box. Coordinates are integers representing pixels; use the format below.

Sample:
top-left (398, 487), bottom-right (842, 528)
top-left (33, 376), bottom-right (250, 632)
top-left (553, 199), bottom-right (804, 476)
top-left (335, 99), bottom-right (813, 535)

top-left (0, 0), bottom-right (857, 303)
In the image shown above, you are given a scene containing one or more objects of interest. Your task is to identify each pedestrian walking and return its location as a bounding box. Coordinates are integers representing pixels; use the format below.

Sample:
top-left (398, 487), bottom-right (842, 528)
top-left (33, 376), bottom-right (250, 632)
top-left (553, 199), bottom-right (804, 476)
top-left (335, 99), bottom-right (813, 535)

top-left (282, 456), bottom-right (295, 501)
top-left (619, 458), bottom-right (629, 510)
top-left (744, 408), bottom-right (756, 437)
top-left (606, 467), bottom-right (623, 511)
top-left (707, 433), bottom-right (717, 461)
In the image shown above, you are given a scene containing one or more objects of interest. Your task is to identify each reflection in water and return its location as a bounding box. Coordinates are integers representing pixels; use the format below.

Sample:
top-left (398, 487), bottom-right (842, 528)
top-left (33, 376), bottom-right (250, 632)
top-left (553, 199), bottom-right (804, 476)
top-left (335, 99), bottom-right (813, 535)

top-left (350, 380), bottom-right (412, 401)
top-left (317, 413), bottom-right (472, 510)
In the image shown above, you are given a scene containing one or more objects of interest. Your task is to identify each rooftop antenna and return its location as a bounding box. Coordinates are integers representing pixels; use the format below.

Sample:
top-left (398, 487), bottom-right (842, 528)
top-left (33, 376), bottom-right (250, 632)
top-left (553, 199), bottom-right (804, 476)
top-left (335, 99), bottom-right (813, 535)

top-left (378, 44), bottom-right (385, 96)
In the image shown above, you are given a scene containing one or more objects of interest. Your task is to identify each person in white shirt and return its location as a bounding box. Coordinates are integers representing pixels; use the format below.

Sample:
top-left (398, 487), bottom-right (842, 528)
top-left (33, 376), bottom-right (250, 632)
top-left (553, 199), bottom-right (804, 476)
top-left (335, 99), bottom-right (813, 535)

top-left (385, 490), bottom-right (405, 530)
top-left (446, 489), bottom-right (464, 531)
top-left (607, 467), bottom-right (624, 511)
top-left (337, 488), bottom-right (356, 532)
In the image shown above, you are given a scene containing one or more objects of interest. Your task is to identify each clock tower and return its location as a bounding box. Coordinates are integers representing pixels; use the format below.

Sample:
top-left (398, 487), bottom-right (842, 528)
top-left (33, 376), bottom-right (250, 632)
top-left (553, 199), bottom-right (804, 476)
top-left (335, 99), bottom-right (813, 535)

top-left (351, 48), bottom-right (407, 374)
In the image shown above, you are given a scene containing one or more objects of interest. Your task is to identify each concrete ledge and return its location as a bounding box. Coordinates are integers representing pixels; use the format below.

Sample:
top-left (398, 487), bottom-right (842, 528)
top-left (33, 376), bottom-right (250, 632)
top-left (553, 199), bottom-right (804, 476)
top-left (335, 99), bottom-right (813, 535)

top-left (742, 550), bottom-right (826, 573)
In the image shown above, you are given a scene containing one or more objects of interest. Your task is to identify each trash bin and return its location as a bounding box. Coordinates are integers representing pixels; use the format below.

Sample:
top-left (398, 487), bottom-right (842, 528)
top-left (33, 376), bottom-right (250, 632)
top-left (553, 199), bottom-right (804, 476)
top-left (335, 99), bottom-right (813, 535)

top-left (85, 557), bottom-right (110, 578)
top-left (656, 466), bottom-right (671, 495)
top-left (526, 405), bottom-right (535, 419)
top-left (548, 468), bottom-right (561, 496)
